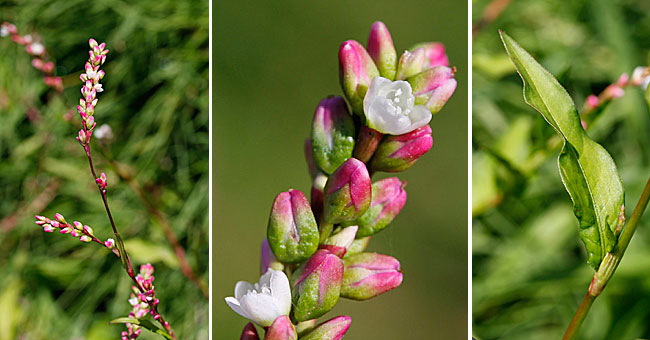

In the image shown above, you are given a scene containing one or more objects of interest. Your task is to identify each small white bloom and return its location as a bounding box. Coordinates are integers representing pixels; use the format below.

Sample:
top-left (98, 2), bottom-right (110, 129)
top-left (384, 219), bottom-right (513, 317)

top-left (94, 124), bottom-right (114, 140)
top-left (632, 66), bottom-right (650, 90)
top-left (29, 42), bottom-right (44, 55)
top-left (363, 76), bottom-right (431, 135)
top-left (0, 26), bottom-right (9, 37)
top-left (225, 269), bottom-right (291, 327)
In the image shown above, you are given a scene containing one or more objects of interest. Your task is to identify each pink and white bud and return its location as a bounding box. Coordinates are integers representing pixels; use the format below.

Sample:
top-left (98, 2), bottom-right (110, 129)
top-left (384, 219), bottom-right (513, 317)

top-left (341, 252), bottom-right (403, 300)
top-left (267, 189), bottom-right (319, 263)
top-left (53, 213), bottom-right (65, 222)
top-left (96, 172), bottom-right (107, 190)
top-left (367, 21), bottom-right (397, 80)
top-left (83, 225), bottom-right (94, 236)
top-left (395, 48), bottom-right (428, 80)
top-left (60, 227), bottom-right (71, 234)
top-left (73, 221), bottom-right (83, 230)
top-left (407, 65), bottom-right (457, 114)
top-left (43, 225), bottom-right (55, 233)
top-left (105, 238), bottom-right (115, 249)
top-left (300, 316), bottom-right (352, 340)
top-left (264, 315), bottom-right (297, 340)
top-left (239, 323), bottom-right (260, 340)
top-left (79, 235), bottom-right (92, 242)
top-left (345, 177), bottom-right (407, 236)
top-left (322, 158), bottom-right (371, 224)
top-left (291, 249), bottom-right (344, 321)
top-left (338, 40), bottom-right (380, 115)
top-left (26, 42), bottom-right (45, 56)
top-left (412, 42), bottom-right (449, 69)
top-left (77, 129), bottom-right (87, 144)
top-left (321, 226), bottom-right (358, 258)
top-left (369, 125), bottom-right (433, 173)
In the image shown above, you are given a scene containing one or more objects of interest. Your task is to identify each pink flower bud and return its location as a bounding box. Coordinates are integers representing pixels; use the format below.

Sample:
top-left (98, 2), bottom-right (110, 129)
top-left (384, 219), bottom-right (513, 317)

top-left (50, 221), bottom-right (60, 228)
top-left (322, 158), bottom-right (371, 224)
top-left (300, 316), bottom-right (352, 340)
top-left (310, 96), bottom-right (355, 175)
top-left (338, 40), bottom-right (380, 115)
top-left (369, 124), bottom-right (433, 173)
top-left (35, 215), bottom-right (48, 222)
top-left (267, 189), bottom-right (319, 263)
top-left (73, 221), bottom-right (83, 230)
top-left (77, 129), bottom-right (87, 144)
top-left (341, 252), bottom-right (403, 300)
top-left (395, 48), bottom-right (427, 80)
top-left (367, 21), bottom-right (397, 80)
top-left (408, 66), bottom-right (457, 114)
top-left (83, 225), bottom-right (94, 236)
top-left (43, 225), bottom-right (55, 233)
top-left (89, 38), bottom-right (98, 48)
top-left (239, 323), bottom-right (260, 340)
top-left (413, 42), bottom-right (449, 69)
top-left (343, 178), bottom-right (407, 237)
top-left (79, 235), bottom-right (92, 242)
top-left (321, 226), bottom-right (358, 258)
top-left (60, 227), bottom-right (71, 234)
top-left (96, 172), bottom-right (107, 190)
top-left (585, 95), bottom-right (599, 110)
top-left (260, 238), bottom-right (283, 274)
top-left (291, 249), bottom-right (344, 321)
top-left (264, 315), bottom-right (297, 340)
top-left (42, 61), bottom-right (54, 73)
top-left (55, 213), bottom-right (66, 222)
top-left (105, 238), bottom-right (115, 249)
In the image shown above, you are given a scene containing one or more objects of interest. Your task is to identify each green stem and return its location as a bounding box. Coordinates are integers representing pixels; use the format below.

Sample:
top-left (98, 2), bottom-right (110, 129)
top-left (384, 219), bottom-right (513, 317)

top-left (562, 176), bottom-right (650, 340)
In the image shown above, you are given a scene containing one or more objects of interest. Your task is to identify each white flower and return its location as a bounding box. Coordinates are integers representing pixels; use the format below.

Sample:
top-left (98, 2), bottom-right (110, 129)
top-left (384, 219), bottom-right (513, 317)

top-left (225, 269), bottom-right (291, 327)
top-left (0, 26), bottom-right (9, 37)
top-left (28, 42), bottom-right (44, 55)
top-left (94, 124), bottom-right (113, 140)
top-left (363, 76), bottom-right (431, 135)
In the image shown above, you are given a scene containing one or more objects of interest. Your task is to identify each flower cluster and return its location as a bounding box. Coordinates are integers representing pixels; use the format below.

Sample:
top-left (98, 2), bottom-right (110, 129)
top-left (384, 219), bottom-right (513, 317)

top-left (76, 38), bottom-right (108, 148)
top-left (581, 66), bottom-right (650, 128)
top-left (34, 213), bottom-right (116, 249)
top-left (121, 264), bottom-right (169, 340)
top-left (226, 22), bottom-right (457, 339)
top-left (0, 21), bottom-right (62, 91)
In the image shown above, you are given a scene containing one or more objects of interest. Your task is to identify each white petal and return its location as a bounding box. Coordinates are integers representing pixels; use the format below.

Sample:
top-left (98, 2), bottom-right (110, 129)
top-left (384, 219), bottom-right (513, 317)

top-left (225, 297), bottom-right (250, 320)
top-left (235, 281), bottom-right (254, 299)
top-left (258, 269), bottom-right (274, 288)
top-left (406, 105), bottom-right (432, 131)
top-left (239, 292), bottom-right (282, 327)
top-left (364, 76), bottom-right (392, 115)
top-left (269, 270), bottom-right (292, 315)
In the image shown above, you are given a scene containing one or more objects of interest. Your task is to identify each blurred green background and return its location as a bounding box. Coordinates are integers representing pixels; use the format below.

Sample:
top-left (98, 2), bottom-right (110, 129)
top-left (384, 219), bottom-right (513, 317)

top-left (214, 1), bottom-right (467, 339)
top-left (0, 1), bottom-right (208, 339)
top-left (472, 0), bottom-right (650, 339)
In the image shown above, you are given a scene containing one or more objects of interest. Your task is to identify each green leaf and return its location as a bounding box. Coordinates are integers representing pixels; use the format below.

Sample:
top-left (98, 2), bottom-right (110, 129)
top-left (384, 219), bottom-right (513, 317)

top-left (109, 317), bottom-right (173, 340)
top-left (500, 31), bottom-right (625, 270)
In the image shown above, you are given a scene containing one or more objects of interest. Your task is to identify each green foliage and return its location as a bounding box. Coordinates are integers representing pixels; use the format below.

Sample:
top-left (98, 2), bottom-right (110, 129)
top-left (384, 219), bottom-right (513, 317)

top-left (473, 1), bottom-right (650, 339)
top-left (500, 32), bottom-right (625, 270)
top-left (0, 0), bottom-right (207, 339)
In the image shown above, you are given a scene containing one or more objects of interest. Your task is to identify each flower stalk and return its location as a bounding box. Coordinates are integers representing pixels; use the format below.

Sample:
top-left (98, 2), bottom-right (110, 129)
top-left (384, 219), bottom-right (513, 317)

top-left (562, 176), bottom-right (650, 340)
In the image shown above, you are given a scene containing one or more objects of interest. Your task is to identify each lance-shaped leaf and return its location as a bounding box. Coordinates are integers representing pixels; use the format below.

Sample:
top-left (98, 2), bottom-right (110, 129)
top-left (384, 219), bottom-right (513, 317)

top-left (500, 31), bottom-right (625, 270)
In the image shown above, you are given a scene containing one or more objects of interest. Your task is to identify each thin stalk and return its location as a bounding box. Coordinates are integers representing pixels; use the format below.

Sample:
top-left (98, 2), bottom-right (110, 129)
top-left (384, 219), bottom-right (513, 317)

top-left (562, 176), bottom-right (650, 340)
top-left (84, 144), bottom-right (177, 340)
